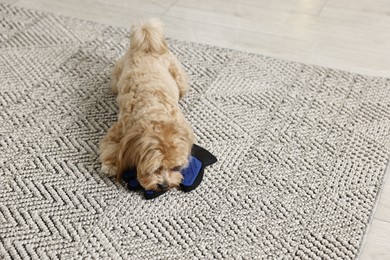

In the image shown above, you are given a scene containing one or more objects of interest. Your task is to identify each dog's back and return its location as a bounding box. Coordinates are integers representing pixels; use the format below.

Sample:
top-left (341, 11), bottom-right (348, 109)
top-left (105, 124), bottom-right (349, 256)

top-left (114, 19), bottom-right (181, 107)
top-left (110, 19), bottom-right (169, 95)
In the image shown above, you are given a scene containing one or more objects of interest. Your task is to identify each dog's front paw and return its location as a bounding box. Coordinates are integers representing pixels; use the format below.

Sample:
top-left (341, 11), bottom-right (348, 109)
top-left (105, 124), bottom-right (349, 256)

top-left (101, 164), bottom-right (117, 177)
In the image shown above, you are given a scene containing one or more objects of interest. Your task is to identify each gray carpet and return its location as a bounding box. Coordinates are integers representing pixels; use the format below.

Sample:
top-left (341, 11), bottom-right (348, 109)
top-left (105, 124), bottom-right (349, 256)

top-left (1, 3), bottom-right (390, 259)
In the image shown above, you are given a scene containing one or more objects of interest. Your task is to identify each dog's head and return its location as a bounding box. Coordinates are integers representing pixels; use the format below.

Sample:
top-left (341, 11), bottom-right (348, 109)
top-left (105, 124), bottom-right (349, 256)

top-left (117, 120), bottom-right (194, 191)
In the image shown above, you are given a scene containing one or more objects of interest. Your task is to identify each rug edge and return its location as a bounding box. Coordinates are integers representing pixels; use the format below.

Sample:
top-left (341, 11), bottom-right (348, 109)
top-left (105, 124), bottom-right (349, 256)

top-left (356, 158), bottom-right (390, 259)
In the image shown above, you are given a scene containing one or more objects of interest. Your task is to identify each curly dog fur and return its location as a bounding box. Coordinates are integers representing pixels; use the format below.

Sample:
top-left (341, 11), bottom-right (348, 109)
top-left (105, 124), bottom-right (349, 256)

top-left (99, 18), bottom-right (195, 191)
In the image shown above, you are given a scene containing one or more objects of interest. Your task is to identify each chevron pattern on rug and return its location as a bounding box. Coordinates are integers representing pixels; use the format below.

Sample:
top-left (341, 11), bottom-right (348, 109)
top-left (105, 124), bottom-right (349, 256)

top-left (1, 4), bottom-right (390, 259)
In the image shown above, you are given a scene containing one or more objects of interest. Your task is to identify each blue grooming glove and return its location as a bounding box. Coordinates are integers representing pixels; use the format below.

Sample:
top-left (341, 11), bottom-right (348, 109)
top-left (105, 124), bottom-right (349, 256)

top-left (122, 144), bottom-right (217, 199)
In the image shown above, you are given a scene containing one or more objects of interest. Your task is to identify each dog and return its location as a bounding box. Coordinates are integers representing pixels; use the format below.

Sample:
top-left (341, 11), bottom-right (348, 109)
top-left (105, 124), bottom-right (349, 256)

top-left (99, 18), bottom-right (195, 192)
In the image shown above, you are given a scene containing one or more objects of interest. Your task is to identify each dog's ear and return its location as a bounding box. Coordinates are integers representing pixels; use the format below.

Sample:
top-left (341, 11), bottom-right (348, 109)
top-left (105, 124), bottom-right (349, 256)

top-left (175, 121), bottom-right (195, 152)
top-left (116, 132), bottom-right (136, 180)
top-left (159, 120), bottom-right (194, 168)
top-left (116, 125), bottom-right (163, 180)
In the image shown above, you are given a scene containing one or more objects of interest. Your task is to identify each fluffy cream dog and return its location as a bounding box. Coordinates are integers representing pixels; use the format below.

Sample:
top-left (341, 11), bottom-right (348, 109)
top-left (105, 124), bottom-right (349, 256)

top-left (99, 19), bottom-right (195, 191)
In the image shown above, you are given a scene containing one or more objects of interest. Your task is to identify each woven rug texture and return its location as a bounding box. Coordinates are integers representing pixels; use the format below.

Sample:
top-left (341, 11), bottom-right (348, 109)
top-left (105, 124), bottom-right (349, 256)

top-left (1, 4), bottom-right (390, 259)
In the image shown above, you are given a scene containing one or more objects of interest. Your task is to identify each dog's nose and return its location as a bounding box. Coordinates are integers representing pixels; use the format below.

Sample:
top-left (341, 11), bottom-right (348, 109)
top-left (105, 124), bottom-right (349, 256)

top-left (158, 183), bottom-right (169, 190)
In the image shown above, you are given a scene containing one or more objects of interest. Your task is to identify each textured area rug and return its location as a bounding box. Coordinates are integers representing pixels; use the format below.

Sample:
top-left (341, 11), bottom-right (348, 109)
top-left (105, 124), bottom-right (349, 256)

top-left (1, 4), bottom-right (390, 259)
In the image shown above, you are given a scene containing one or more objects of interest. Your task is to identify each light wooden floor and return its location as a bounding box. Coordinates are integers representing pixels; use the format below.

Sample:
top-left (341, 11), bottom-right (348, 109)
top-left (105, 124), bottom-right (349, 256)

top-left (2, 0), bottom-right (390, 258)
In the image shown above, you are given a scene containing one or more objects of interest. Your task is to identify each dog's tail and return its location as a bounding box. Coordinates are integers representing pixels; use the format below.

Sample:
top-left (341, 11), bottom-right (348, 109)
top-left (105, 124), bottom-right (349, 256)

top-left (130, 18), bottom-right (167, 55)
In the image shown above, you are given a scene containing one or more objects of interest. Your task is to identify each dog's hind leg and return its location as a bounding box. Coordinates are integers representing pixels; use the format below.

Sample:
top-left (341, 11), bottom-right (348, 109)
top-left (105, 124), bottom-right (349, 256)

top-left (111, 57), bottom-right (125, 95)
top-left (169, 56), bottom-right (190, 99)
